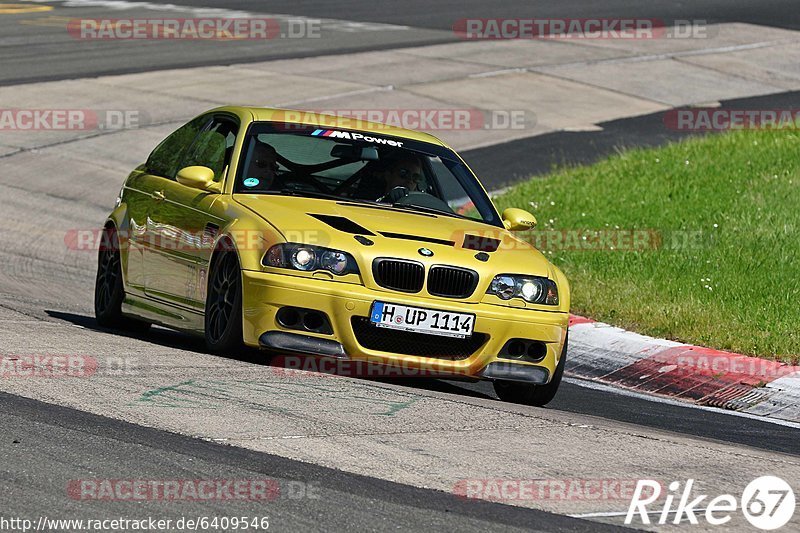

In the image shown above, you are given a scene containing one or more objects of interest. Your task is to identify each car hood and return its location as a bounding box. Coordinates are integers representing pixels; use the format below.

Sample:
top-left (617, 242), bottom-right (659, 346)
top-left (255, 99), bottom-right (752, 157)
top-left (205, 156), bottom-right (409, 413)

top-left (234, 194), bottom-right (552, 284)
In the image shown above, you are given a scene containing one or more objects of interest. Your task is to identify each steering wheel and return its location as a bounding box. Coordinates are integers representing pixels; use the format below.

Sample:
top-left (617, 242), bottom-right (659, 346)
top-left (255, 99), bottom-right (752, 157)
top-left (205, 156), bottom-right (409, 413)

top-left (378, 186), bottom-right (410, 204)
top-left (278, 172), bottom-right (331, 193)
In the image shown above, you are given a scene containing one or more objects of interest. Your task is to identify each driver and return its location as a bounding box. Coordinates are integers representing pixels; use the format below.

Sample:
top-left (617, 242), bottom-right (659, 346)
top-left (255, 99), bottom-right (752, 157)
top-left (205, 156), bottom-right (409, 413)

top-left (244, 141), bottom-right (279, 189)
top-left (376, 153), bottom-right (423, 202)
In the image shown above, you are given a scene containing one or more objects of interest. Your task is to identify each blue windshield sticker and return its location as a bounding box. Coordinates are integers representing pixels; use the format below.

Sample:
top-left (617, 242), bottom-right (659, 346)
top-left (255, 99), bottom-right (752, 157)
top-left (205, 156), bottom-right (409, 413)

top-left (243, 177), bottom-right (260, 188)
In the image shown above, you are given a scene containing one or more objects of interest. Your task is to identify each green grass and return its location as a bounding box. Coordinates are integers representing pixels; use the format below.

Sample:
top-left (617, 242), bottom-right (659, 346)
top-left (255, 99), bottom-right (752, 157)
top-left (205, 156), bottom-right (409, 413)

top-left (492, 129), bottom-right (800, 361)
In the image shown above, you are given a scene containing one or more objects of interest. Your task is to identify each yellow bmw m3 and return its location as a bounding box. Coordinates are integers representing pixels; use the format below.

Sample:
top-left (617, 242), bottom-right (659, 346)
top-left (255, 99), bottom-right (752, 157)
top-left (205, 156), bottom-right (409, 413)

top-left (95, 106), bottom-right (570, 406)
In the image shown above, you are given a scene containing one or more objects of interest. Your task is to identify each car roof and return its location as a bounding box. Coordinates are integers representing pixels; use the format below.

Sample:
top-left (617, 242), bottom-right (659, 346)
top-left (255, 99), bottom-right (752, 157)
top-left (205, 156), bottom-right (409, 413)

top-left (213, 106), bottom-right (449, 147)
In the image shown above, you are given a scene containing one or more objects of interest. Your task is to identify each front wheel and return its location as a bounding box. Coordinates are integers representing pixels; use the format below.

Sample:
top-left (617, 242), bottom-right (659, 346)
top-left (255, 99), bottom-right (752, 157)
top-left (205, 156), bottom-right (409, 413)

top-left (493, 333), bottom-right (567, 407)
top-left (204, 251), bottom-right (244, 353)
top-left (94, 226), bottom-right (150, 333)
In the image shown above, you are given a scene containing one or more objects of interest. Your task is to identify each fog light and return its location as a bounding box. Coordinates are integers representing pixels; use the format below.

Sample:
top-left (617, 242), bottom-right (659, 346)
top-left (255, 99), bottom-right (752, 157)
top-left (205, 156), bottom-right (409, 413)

top-left (277, 307), bottom-right (301, 328)
top-left (303, 312), bottom-right (325, 331)
top-left (527, 342), bottom-right (547, 361)
top-left (507, 340), bottom-right (526, 358)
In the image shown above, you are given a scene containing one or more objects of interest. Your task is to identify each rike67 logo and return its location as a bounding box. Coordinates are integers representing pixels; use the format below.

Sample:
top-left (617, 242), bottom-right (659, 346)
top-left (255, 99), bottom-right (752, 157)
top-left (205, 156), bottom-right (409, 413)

top-left (626, 476), bottom-right (795, 529)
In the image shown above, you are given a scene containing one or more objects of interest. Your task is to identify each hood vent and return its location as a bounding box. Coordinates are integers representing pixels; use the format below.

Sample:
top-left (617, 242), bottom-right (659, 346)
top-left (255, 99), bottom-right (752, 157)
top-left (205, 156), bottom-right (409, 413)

top-left (378, 232), bottom-right (454, 247)
top-left (308, 214), bottom-right (374, 235)
top-left (462, 235), bottom-right (501, 252)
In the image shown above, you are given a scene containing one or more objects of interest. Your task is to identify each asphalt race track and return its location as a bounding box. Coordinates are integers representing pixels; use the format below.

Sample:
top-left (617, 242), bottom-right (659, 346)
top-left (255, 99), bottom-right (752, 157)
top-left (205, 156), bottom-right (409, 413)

top-left (1, 391), bottom-right (621, 532)
top-left (4, 0), bottom-right (800, 84)
top-left (1, 1), bottom-right (799, 531)
top-left (167, 0), bottom-right (800, 31)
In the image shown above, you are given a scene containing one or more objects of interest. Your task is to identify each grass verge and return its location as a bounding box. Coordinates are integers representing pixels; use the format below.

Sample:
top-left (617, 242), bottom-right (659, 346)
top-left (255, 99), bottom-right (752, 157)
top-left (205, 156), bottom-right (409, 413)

top-left (492, 129), bottom-right (800, 361)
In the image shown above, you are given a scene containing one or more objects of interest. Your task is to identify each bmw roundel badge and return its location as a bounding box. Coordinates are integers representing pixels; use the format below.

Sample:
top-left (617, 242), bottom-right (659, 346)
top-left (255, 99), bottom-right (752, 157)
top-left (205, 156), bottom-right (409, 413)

top-left (418, 248), bottom-right (434, 257)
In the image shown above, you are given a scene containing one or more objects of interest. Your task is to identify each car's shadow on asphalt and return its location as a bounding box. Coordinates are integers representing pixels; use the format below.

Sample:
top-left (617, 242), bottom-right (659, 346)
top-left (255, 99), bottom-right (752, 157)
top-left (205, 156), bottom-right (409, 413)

top-left (374, 377), bottom-right (495, 400)
top-left (45, 310), bottom-right (261, 364)
top-left (45, 309), bottom-right (497, 401)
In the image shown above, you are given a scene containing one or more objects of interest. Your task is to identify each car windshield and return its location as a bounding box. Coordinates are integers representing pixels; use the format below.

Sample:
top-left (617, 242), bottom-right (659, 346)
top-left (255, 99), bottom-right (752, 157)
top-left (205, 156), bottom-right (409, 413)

top-left (234, 122), bottom-right (503, 226)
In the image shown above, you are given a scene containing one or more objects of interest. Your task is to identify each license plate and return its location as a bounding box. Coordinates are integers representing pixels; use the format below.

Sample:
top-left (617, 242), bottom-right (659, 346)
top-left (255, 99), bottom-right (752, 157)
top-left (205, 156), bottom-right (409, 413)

top-left (369, 301), bottom-right (475, 339)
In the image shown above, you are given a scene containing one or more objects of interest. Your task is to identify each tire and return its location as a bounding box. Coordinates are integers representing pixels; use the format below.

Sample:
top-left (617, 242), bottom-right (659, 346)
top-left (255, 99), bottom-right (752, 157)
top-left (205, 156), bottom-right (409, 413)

top-left (204, 251), bottom-right (244, 353)
top-left (493, 333), bottom-right (567, 407)
top-left (94, 226), bottom-right (150, 333)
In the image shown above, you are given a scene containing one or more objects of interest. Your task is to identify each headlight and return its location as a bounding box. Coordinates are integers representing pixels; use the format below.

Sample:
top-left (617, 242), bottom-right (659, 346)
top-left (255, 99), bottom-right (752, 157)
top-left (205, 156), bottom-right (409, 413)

top-left (320, 250), bottom-right (348, 275)
top-left (291, 247), bottom-right (316, 271)
top-left (490, 275), bottom-right (516, 300)
top-left (520, 279), bottom-right (543, 302)
top-left (487, 274), bottom-right (558, 305)
top-left (263, 243), bottom-right (359, 276)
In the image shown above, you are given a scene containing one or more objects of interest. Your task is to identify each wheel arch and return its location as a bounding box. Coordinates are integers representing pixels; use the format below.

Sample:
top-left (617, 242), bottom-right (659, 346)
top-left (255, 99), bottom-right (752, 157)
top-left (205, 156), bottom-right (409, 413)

top-left (208, 233), bottom-right (241, 273)
top-left (101, 203), bottom-right (132, 287)
top-left (204, 234), bottom-right (246, 352)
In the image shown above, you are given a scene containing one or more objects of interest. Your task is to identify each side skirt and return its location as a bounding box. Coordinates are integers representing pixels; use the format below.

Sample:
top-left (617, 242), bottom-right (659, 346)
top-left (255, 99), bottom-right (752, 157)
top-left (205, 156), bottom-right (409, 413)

top-left (122, 293), bottom-right (205, 335)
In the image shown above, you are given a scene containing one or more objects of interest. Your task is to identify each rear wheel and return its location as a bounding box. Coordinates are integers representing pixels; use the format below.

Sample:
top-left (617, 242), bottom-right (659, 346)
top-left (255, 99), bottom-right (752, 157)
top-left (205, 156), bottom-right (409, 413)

top-left (94, 226), bottom-right (150, 333)
top-left (493, 334), bottom-right (567, 407)
top-left (204, 251), bottom-right (244, 352)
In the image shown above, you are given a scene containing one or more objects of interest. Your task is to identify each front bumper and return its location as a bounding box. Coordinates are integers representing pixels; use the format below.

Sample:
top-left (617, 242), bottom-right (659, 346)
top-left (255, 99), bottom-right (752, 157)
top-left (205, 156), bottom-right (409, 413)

top-left (241, 270), bottom-right (568, 382)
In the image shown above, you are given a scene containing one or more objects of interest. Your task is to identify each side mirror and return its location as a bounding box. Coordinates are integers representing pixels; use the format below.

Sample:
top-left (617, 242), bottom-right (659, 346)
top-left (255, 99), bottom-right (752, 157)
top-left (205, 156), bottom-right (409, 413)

top-left (176, 166), bottom-right (220, 192)
top-left (502, 208), bottom-right (537, 231)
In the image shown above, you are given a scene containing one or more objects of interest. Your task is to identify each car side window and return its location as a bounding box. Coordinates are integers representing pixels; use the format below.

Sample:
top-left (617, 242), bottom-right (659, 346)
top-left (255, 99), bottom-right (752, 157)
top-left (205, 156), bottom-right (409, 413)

top-left (145, 116), bottom-right (209, 179)
top-left (179, 117), bottom-right (239, 183)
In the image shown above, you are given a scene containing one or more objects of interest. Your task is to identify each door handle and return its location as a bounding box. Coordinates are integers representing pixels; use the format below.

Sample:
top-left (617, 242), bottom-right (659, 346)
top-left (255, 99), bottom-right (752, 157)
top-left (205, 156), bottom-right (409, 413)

top-left (152, 190), bottom-right (166, 201)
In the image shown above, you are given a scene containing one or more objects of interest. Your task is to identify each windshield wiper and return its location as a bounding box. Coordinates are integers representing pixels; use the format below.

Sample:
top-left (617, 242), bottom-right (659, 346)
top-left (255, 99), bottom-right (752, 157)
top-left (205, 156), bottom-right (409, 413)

top-left (272, 189), bottom-right (344, 201)
top-left (271, 190), bottom-right (384, 207)
top-left (388, 202), bottom-right (467, 220)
